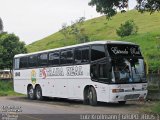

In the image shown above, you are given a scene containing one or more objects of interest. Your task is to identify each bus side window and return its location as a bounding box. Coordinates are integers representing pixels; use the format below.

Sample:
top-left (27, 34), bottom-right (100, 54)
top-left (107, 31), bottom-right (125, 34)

top-left (75, 48), bottom-right (82, 64)
top-left (66, 49), bottom-right (74, 64)
top-left (38, 53), bottom-right (48, 66)
top-left (91, 45), bottom-right (106, 61)
top-left (75, 46), bottom-right (89, 64)
top-left (81, 47), bottom-right (89, 63)
top-left (90, 64), bottom-right (98, 79)
top-left (28, 55), bottom-right (37, 67)
top-left (20, 57), bottom-right (28, 68)
top-left (48, 51), bottom-right (59, 66)
top-left (60, 50), bottom-right (67, 65)
top-left (14, 58), bottom-right (20, 69)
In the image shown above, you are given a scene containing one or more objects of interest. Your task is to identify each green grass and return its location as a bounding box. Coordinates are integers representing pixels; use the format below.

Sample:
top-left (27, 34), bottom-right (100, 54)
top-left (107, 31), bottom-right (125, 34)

top-left (151, 102), bottom-right (160, 114)
top-left (27, 10), bottom-right (160, 72)
top-left (141, 102), bottom-right (160, 114)
top-left (0, 80), bottom-right (23, 96)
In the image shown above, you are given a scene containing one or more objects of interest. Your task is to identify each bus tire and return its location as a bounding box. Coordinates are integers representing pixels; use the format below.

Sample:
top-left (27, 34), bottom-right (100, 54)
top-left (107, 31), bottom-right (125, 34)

top-left (88, 87), bottom-right (97, 106)
top-left (27, 85), bottom-right (36, 100)
top-left (83, 89), bottom-right (89, 105)
top-left (118, 101), bottom-right (126, 105)
top-left (35, 85), bottom-right (43, 100)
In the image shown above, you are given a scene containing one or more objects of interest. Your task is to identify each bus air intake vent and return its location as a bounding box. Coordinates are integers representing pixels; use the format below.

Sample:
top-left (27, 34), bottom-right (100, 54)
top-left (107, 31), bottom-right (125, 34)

top-left (124, 94), bottom-right (140, 100)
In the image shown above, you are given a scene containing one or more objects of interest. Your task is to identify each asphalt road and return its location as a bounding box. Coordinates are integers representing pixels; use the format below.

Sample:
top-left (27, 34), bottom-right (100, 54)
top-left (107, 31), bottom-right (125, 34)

top-left (0, 96), bottom-right (148, 120)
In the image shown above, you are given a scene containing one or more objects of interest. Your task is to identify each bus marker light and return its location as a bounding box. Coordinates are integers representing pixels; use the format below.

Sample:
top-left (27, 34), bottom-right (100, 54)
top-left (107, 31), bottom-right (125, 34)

top-left (112, 89), bottom-right (124, 93)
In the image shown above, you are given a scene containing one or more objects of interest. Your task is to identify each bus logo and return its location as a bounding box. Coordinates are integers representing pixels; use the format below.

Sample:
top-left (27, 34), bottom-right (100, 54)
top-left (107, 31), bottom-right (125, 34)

top-left (42, 68), bottom-right (47, 79)
top-left (31, 70), bottom-right (36, 84)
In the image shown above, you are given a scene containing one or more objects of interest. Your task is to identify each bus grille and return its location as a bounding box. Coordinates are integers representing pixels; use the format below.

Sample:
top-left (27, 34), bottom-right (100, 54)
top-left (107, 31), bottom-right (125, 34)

top-left (124, 94), bottom-right (140, 100)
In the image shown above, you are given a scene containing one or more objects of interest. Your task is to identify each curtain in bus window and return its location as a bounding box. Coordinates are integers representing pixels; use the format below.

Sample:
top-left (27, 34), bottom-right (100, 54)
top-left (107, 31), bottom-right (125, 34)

top-left (81, 47), bottom-right (89, 63)
top-left (66, 49), bottom-right (73, 64)
top-left (48, 52), bottom-right (59, 65)
top-left (38, 53), bottom-right (48, 66)
top-left (20, 57), bottom-right (28, 68)
top-left (28, 55), bottom-right (37, 67)
top-left (75, 48), bottom-right (82, 64)
top-left (60, 51), bottom-right (67, 64)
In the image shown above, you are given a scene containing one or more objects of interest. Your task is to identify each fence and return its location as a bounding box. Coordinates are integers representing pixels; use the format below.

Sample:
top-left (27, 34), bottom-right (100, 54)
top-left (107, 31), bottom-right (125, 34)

top-left (147, 73), bottom-right (160, 88)
top-left (147, 73), bottom-right (160, 100)
top-left (0, 70), bottom-right (12, 80)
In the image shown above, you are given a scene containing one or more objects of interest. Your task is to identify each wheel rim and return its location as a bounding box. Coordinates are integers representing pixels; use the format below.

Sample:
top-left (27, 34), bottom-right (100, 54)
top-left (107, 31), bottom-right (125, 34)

top-left (29, 88), bottom-right (34, 98)
top-left (36, 89), bottom-right (41, 99)
top-left (88, 90), bottom-right (93, 104)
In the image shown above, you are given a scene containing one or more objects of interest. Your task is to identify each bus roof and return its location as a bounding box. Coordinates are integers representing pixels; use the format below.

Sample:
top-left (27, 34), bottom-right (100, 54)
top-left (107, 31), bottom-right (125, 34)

top-left (14, 40), bottom-right (137, 58)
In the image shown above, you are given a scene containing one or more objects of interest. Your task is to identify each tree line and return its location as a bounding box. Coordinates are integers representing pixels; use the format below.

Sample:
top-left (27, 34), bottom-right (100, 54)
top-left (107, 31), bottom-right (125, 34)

top-left (0, 18), bottom-right (27, 71)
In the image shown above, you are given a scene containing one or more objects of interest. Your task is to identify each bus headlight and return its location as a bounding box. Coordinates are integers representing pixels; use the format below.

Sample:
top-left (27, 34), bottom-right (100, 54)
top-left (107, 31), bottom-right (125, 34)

top-left (112, 89), bottom-right (124, 93)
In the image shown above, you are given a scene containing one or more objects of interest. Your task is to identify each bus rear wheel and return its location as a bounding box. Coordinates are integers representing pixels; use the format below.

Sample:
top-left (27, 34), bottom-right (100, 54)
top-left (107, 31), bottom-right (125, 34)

top-left (35, 85), bottom-right (43, 100)
top-left (27, 86), bottom-right (36, 100)
top-left (88, 87), bottom-right (97, 106)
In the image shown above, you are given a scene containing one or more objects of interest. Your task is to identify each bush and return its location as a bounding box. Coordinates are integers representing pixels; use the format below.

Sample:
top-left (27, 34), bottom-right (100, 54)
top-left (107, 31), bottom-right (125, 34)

top-left (116, 20), bottom-right (138, 37)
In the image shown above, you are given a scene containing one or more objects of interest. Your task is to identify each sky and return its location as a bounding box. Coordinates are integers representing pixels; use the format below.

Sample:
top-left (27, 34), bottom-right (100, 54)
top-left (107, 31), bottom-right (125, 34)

top-left (0, 0), bottom-right (137, 45)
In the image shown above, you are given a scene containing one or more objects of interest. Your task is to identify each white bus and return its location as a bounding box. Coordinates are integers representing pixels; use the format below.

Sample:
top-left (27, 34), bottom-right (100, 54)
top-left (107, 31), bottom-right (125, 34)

top-left (13, 41), bottom-right (147, 105)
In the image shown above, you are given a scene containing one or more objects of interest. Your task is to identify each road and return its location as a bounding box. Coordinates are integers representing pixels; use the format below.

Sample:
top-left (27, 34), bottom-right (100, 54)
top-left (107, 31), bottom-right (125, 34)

top-left (0, 96), bottom-right (148, 120)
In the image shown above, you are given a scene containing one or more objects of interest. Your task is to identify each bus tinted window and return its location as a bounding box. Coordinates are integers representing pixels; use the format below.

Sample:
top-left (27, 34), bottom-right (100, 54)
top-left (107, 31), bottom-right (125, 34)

top-left (91, 45), bottom-right (105, 61)
top-left (82, 47), bottom-right (89, 63)
top-left (38, 53), bottom-right (48, 66)
top-left (66, 49), bottom-right (73, 64)
top-left (14, 58), bottom-right (20, 69)
top-left (75, 47), bottom-right (89, 64)
top-left (75, 48), bottom-right (81, 64)
top-left (20, 57), bottom-right (28, 68)
top-left (48, 52), bottom-right (59, 65)
top-left (60, 50), bottom-right (67, 64)
top-left (28, 55), bottom-right (37, 67)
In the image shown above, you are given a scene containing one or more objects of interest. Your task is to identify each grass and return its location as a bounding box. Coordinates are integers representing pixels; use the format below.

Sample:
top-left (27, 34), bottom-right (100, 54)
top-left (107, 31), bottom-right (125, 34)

top-left (27, 10), bottom-right (160, 72)
top-left (151, 102), bottom-right (160, 114)
top-left (0, 80), bottom-right (23, 96)
top-left (141, 101), bottom-right (160, 114)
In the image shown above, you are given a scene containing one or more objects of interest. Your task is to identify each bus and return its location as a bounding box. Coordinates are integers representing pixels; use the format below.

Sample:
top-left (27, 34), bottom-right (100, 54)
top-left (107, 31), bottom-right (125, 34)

top-left (13, 41), bottom-right (147, 105)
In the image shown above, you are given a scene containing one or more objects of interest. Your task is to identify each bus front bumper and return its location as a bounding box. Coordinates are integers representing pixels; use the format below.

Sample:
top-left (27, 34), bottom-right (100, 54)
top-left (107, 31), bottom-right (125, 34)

top-left (109, 90), bottom-right (148, 102)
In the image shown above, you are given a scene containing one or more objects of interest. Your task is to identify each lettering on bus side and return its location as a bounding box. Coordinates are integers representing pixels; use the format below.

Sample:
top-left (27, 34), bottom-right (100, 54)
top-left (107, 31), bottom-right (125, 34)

top-left (66, 66), bottom-right (83, 76)
top-left (15, 72), bottom-right (20, 77)
top-left (39, 67), bottom-right (64, 78)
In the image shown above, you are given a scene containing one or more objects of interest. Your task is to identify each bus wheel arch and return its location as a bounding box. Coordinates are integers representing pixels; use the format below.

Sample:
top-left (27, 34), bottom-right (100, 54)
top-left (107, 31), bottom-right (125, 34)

top-left (27, 84), bottom-right (36, 100)
top-left (35, 84), bottom-right (43, 100)
top-left (83, 85), bottom-right (97, 106)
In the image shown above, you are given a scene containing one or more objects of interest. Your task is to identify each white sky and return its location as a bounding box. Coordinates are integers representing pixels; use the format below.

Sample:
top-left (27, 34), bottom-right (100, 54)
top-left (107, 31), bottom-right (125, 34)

top-left (0, 0), bottom-right (137, 45)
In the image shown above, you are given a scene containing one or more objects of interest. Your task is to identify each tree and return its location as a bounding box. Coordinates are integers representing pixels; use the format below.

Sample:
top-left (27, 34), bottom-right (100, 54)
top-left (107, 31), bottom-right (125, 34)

top-left (137, 0), bottom-right (160, 13)
top-left (0, 17), bottom-right (3, 33)
top-left (116, 20), bottom-right (138, 37)
top-left (88, 0), bottom-right (160, 18)
top-left (88, 0), bottom-right (128, 18)
top-left (0, 33), bottom-right (27, 70)
top-left (60, 23), bottom-right (70, 45)
top-left (70, 17), bottom-right (89, 43)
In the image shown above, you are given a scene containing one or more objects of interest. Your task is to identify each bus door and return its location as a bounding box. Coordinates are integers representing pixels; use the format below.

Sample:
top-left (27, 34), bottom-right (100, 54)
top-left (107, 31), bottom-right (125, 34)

top-left (90, 58), bottom-right (112, 101)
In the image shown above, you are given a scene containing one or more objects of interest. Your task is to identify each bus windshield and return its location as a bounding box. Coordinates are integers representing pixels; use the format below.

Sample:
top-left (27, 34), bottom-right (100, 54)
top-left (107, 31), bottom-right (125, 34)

top-left (107, 44), bottom-right (146, 83)
top-left (111, 58), bottom-right (146, 83)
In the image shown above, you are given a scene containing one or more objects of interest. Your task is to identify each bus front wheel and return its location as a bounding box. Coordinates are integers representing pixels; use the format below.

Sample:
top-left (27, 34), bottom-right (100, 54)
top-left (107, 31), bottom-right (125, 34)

top-left (27, 86), bottom-right (36, 100)
top-left (35, 85), bottom-right (43, 100)
top-left (88, 87), bottom-right (97, 106)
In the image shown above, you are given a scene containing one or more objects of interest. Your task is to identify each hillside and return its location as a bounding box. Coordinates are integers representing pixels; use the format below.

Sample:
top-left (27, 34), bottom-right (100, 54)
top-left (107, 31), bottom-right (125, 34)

top-left (27, 10), bottom-right (160, 72)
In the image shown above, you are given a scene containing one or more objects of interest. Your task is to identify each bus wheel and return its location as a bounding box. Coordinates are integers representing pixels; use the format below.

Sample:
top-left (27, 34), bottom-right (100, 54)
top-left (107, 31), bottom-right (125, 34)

top-left (88, 87), bottom-right (97, 106)
top-left (27, 86), bottom-right (36, 100)
top-left (35, 85), bottom-right (43, 100)
top-left (118, 101), bottom-right (126, 105)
